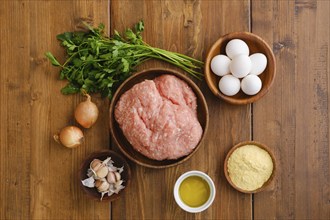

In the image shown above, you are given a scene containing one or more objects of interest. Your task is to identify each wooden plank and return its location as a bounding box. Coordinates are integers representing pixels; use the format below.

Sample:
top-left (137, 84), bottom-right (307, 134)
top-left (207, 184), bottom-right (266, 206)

top-left (252, 0), bottom-right (330, 219)
top-left (0, 1), bottom-right (110, 219)
top-left (0, 2), bottom-right (31, 219)
top-left (110, 0), bottom-right (251, 219)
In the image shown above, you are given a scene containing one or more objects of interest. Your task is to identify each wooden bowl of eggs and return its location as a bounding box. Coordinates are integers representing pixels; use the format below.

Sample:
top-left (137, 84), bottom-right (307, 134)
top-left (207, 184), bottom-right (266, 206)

top-left (205, 32), bottom-right (276, 104)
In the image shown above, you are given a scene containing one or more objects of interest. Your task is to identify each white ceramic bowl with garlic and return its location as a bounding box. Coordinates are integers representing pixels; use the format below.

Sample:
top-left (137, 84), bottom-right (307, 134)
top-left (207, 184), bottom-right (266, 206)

top-left (79, 150), bottom-right (131, 201)
top-left (210, 39), bottom-right (268, 97)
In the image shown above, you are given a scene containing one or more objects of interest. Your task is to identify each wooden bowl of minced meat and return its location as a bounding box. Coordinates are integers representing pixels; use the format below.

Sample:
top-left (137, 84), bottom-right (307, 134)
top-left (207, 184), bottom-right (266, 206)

top-left (109, 68), bottom-right (209, 169)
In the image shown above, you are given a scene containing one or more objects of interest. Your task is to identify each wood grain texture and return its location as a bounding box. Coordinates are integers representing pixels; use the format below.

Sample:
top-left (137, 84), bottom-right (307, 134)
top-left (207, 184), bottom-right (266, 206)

top-left (1, 0), bottom-right (329, 219)
top-left (252, 0), bottom-right (330, 219)
top-left (110, 0), bottom-right (251, 219)
top-left (0, 1), bottom-right (110, 219)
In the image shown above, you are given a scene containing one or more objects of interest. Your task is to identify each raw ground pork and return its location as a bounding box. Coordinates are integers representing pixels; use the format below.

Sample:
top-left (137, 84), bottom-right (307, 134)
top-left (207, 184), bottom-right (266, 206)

top-left (114, 74), bottom-right (203, 160)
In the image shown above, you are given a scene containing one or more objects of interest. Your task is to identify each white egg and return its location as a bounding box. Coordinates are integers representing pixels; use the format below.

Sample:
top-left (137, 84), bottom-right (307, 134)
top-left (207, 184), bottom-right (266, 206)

top-left (225, 39), bottom-right (249, 59)
top-left (241, 75), bottom-right (262, 95)
top-left (230, 54), bottom-right (252, 78)
top-left (250, 53), bottom-right (267, 75)
top-left (218, 75), bottom-right (241, 96)
top-left (210, 55), bottom-right (231, 76)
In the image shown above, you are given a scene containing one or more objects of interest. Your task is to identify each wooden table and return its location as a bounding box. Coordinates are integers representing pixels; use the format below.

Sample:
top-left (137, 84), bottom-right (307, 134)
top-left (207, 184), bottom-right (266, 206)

top-left (1, 0), bottom-right (329, 219)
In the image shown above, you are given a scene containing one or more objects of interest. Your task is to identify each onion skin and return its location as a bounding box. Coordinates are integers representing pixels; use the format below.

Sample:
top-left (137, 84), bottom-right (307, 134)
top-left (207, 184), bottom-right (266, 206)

top-left (54, 126), bottom-right (84, 148)
top-left (75, 94), bottom-right (99, 128)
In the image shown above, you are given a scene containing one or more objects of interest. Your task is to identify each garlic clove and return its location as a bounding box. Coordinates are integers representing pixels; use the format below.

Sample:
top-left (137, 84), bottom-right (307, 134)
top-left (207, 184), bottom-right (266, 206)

top-left (95, 179), bottom-right (110, 192)
top-left (107, 171), bottom-right (116, 184)
top-left (94, 179), bottom-right (102, 188)
top-left (96, 166), bottom-right (109, 179)
top-left (90, 159), bottom-right (102, 171)
top-left (90, 159), bottom-right (104, 178)
top-left (114, 172), bottom-right (121, 182)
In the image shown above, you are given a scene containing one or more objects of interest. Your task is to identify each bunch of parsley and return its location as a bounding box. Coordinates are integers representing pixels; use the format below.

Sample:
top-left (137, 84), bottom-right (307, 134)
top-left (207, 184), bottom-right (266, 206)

top-left (46, 21), bottom-right (204, 99)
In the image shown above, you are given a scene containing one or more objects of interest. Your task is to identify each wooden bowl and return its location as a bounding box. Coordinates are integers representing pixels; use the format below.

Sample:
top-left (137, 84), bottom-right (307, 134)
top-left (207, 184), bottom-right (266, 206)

top-left (205, 32), bottom-right (276, 104)
top-left (224, 141), bottom-right (276, 193)
top-left (109, 68), bottom-right (209, 169)
top-left (79, 150), bottom-right (131, 201)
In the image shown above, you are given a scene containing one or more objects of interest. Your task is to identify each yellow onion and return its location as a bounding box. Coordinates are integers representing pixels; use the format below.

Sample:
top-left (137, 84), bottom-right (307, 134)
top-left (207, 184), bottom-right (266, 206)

top-left (54, 126), bottom-right (84, 148)
top-left (74, 94), bottom-right (99, 128)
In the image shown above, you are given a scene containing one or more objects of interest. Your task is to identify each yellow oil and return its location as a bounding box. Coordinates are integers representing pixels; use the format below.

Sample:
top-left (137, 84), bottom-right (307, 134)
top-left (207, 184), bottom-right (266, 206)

top-left (179, 175), bottom-right (210, 207)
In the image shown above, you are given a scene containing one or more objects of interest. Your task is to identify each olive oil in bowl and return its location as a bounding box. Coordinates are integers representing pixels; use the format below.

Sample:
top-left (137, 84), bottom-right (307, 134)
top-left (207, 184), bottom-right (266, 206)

top-left (179, 176), bottom-right (210, 207)
top-left (174, 170), bottom-right (216, 213)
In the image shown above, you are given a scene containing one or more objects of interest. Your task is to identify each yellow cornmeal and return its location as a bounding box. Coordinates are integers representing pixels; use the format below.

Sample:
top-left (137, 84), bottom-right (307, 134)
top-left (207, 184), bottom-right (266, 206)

top-left (227, 144), bottom-right (273, 191)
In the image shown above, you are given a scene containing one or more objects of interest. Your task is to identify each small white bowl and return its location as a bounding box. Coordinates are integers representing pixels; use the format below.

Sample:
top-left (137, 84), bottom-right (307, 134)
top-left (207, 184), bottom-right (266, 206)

top-left (173, 170), bottom-right (216, 213)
